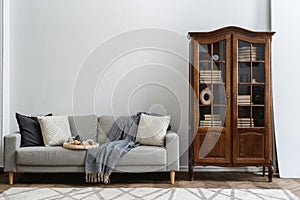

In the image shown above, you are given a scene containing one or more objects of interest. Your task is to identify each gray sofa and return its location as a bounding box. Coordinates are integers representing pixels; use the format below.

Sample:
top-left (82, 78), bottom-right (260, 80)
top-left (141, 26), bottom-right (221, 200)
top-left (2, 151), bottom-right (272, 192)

top-left (4, 115), bottom-right (179, 185)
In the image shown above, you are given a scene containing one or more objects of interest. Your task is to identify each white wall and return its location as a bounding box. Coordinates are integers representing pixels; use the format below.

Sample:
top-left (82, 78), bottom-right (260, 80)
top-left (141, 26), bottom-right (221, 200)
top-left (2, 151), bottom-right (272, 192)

top-left (3, 0), bottom-right (270, 168)
top-left (272, 0), bottom-right (300, 178)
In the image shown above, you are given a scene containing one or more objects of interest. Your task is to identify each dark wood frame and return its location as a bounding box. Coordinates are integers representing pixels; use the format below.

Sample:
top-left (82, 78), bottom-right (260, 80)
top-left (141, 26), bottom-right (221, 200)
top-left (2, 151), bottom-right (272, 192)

top-left (188, 26), bottom-right (275, 182)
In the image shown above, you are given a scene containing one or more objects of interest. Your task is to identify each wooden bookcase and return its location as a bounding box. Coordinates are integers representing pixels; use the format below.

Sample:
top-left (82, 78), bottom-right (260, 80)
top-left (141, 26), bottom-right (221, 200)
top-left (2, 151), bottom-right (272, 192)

top-left (188, 26), bottom-right (275, 182)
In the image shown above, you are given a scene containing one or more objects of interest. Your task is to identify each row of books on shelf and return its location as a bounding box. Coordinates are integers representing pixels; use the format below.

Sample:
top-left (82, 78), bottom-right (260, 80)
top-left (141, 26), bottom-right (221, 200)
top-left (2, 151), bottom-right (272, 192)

top-left (237, 118), bottom-right (254, 128)
top-left (238, 95), bottom-right (252, 105)
top-left (200, 114), bottom-right (224, 127)
top-left (204, 114), bottom-right (220, 120)
top-left (238, 46), bottom-right (262, 61)
top-left (199, 115), bottom-right (258, 127)
top-left (200, 121), bottom-right (223, 127)
top-left (199, 70), bottom-right (223, 83)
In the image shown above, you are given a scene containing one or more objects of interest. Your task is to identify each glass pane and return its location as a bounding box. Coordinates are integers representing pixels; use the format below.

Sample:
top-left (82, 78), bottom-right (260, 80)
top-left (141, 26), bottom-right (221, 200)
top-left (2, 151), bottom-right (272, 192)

top-left (213, 40), bottom-right (226, 61)
top-left (239, 41), bottom-right (265, 62)
top-left (238, 63), bottom-right (251, 83)
top-left (215, 62), bottom-right (226, 83)
top-left (252, 85), bottom-right (265, 105)
top-left (199, 106), bottom-right (225, 127)
top-left (199, 65), bottom-right (223, 83)
top-left (199, 106), bottom-right (211, 127)
top-left (238, 41), bottom-right (251, 62)
top-left (238, 84), bottom-right (252, 107)
top-left (212, 106), bottom-right (225, 127)
top-left (238, 84), bottom-right (251, 96)
top-left (238, 106), bottom-right (253, 128)
top-left (253, 107), bottom-right (264, 127)
top-left (199, 61), bottom-right (210, 71)
top-left (199, 44), bottom-right (211, 61)
top-left (199, 69), bottom-right (211, 83)
top-left (253, 44), bottom-right (265, 61)
top-left (213, 84), bottom-right (226, 105)
top-left (252, 62), bottom-right (265, 83)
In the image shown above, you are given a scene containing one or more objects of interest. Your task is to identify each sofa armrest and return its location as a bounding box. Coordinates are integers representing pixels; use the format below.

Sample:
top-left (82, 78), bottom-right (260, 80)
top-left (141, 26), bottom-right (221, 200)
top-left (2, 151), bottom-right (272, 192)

top-left (4, 133), bottom-right (21, 172)
top-left (165, 130), bottom-right (179, 171)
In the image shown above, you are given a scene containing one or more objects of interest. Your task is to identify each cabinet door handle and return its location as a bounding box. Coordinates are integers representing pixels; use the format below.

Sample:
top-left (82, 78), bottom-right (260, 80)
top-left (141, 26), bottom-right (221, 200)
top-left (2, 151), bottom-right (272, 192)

top-left (226, 95), bottom-right (230, 104)
top-left (233, 93), bottom-right (237, 104)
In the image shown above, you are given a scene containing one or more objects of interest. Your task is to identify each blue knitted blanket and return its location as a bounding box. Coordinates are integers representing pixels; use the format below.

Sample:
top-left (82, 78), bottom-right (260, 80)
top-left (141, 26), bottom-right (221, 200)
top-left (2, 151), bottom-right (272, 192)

top-left (85, 112), bottom-right (142, 183)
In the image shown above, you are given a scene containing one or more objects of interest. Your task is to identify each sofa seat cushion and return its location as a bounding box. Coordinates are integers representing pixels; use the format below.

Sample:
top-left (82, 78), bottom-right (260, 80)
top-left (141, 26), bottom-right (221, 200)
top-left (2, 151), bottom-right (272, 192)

top-left (16, 145), bottom-right (166, 167)
top-left (16, 147), bottom-right (86, 166)
top-left (117, 145), bottom-right (166, 166)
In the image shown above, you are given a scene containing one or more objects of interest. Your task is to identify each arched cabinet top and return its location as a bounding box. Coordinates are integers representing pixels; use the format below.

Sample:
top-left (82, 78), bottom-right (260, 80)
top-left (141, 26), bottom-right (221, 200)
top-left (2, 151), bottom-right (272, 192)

top-left (188, 26), bottom-right (275, 39)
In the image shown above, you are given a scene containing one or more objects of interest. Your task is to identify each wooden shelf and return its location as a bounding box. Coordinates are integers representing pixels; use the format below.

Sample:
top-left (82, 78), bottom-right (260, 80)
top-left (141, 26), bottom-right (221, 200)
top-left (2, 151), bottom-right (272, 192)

top-left (237, 126), bottom-right (265, 129)
top-left (199, 104), bottom-right (226, 107)
top-left (199, 82), bottom-right (225, 85)
top-left (214, 60), bottom-right (226, 63)
top-left (238, 104), bottom-right (265, 107)
top-left (238, 60), bottom-right (265, 63)
top-left (238, 82), bottom-right (265, 85)
top-left (252, 104), bottom-right (265, 107)
top-left (199, 60), bottom-right (226, 63)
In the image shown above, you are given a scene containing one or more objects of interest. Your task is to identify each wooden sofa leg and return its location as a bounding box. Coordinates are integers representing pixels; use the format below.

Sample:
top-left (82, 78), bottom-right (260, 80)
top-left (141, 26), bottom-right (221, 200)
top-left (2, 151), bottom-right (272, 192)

top-left (170, 171), bottom-right (175, 184)
top-left (9, 172), bottom-right (14, 185)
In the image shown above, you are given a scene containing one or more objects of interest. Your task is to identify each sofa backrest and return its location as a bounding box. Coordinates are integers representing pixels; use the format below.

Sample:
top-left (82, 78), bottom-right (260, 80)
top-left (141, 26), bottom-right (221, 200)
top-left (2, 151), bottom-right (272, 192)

top-left (68, 115), bottom-right (98, 141)
top-left (97, 116), bottom-right (114, 144)
top-left (67, 115), bottom-right (116, 145)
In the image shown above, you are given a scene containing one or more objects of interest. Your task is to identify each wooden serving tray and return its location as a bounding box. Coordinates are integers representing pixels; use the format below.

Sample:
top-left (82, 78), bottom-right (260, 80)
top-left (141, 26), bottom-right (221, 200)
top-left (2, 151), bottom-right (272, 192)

top-left (63, 142), bottom-right (99, 150)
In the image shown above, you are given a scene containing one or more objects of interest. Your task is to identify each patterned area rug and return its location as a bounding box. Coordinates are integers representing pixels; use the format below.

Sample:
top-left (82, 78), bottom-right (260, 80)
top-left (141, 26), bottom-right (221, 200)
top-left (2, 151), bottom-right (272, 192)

top-left (0, 187), bottom-right (298, 200)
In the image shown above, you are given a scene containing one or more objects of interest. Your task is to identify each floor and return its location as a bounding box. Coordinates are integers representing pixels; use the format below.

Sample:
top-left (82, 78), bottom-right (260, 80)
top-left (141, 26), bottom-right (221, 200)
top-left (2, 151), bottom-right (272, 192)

top-left (1, 171), bottom-right (300, 198)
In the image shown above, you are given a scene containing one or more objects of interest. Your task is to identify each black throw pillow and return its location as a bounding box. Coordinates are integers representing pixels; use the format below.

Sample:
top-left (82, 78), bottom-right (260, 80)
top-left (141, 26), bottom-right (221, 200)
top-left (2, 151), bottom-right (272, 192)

top-left (16, 113), bottom-right (52, 147)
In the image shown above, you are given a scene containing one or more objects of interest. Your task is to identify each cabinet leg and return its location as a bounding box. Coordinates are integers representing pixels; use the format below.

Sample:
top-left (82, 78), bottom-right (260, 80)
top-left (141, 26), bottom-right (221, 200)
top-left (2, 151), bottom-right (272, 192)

top-left (262, 166), bottom-right (266, 176)
top-left (8, 172), bottom-right (14, 185)
top-left (189, 164), bottom-right (194, 181)
top-left (170, 171), bottom-right (175, 184)
top-left (268, 166), bottom-right (274, 182)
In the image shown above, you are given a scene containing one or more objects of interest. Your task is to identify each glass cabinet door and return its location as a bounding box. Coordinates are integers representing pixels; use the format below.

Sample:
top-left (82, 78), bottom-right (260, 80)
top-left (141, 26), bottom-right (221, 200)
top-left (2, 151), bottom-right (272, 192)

top-left (233, 35), bottom-right (270, 164)
top-left (237, 40), bottom-right (265, 128)
top-left (198, 40), bottom-right (227, 128)
top-left (193, 34), bottom-right (231, 165)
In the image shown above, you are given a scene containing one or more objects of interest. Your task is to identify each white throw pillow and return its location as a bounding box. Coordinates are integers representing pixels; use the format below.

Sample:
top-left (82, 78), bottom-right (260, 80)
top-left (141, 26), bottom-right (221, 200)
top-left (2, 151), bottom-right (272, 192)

top-left (136, 114), bottom-right (171, 147)
top-left (38, 116), bottom-right (72, 146)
